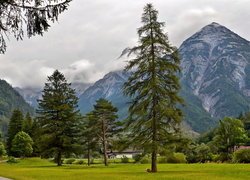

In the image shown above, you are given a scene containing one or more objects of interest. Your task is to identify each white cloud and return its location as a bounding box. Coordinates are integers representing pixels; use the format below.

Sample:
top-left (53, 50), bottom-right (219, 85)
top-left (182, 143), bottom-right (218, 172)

top-left (0, 0), bottom-right (250, 88)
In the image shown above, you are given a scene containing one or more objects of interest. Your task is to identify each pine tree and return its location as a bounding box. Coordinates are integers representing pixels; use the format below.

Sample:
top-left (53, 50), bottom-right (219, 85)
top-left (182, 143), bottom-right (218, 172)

top-left (22, 113), bottom-right (33, 136)
top-left (0, 0), bottom-right (72, 53)
top-left (7, 109), bottom-right (23, 155)
top-left (37, 70), bottom-right (81, 166)
top-left (81, 112), bottom-right (99, 166)
top-left (121, 3), bottom-right (183, 172)
top-left (92, 98), bottom-right (118, 166)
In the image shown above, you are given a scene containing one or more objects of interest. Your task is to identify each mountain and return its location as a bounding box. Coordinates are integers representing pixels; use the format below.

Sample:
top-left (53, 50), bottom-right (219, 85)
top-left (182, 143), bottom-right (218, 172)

top-left (78, 22), bottom-right (250, 133)
top-left (16, 82), bottom-right (92, 108)
top-left (78, 71), bottom-right (130, 119)
top-left (0, 79), bottom-right (34, 135)
top-left (179, 22), bottom-right (250, 119)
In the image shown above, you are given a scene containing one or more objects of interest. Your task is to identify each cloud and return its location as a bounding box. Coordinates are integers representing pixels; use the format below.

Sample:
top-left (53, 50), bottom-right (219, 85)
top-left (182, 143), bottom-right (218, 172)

top-left (1, 0), bottom-right (250, 88)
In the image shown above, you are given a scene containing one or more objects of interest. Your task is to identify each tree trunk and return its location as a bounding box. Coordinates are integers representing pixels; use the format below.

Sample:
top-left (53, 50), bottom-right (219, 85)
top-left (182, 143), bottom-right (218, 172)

top-left (87, 144), bottom-right (91, 166)
top-left (56, 150), bottom-right (62, 166)
top-left (151, 149), bottom-right (157, 172)
top-left (102, 119), bottom-right (108, 166)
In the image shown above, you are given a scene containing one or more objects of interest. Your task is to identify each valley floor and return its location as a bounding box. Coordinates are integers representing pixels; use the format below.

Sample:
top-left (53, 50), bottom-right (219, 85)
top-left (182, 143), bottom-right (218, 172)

top-left (0, 158), bottom-right (250, 180)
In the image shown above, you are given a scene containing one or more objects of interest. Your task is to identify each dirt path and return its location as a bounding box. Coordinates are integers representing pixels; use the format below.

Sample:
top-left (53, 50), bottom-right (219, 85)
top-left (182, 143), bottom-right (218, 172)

top-left (0, 177), bottom-right (11, 180)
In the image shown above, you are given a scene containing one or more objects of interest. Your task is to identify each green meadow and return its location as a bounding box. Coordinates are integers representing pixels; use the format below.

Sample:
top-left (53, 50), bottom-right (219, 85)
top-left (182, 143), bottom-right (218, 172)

top-left (0, 158), bottom-right (250, 180)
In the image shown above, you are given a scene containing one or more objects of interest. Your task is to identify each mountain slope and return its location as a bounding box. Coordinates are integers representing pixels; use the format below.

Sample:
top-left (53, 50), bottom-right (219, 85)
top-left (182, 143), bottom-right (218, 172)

top-left (179, 22), bottom-right (250, 119)
top-left (78, 71), bottom-right (130, 119)
top-left (0, 79), bottom-right (34, 135)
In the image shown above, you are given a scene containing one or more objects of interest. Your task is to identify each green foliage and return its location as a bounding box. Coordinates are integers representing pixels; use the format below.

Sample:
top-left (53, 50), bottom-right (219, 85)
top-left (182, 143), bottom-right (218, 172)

top-left (22, 113), bottom-right (33, 136)
top-left (73, 159), bottom-right (85, 165)
top-left (212, 117), bottom-right (248, 156)
top-left (0, 141), bottom-right (6, 157)
top-left (7, 156), bottom-right (18, 163)
top-left (63, 158), bottom-right (76, 164)
top-left (11, 131), bottom-right (33, 157)
top-left (121, 156), bottom-right (129, 163)
top-left (37, 70), bottom-right (81, 166)
top-left (193, 143), bottom-right (213, 163)
top-left (0, 0), bottom-right (72, 54)
top-left (139, 156), bottom-right (151, 164)
top-left (233, 149), bottom-right (250, 163)
top-left (133, 154), bottom-right (143, 163)
top-left (7, 109), bottom-right (24, 155)
top-left (166, 153), bottom-right (187, 164)
top-left (91, 98), bottom-right (119, 166)
top-left (122, 3), bottom-right (183, 172)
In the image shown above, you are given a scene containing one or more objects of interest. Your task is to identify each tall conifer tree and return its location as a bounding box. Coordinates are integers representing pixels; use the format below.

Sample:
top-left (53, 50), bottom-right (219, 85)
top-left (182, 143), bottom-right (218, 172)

top-left (122, 3), bottom-right (183, 172)
top-left (92, 98), bottom-right (118, 166)
top-left (7, 109), bottom-right (23, 155)
top-left (37, 70), bottom-right (80, 166)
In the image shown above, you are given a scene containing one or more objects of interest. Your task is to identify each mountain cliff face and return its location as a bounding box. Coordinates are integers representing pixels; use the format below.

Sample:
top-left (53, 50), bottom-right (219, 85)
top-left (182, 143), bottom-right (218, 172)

top-left (179, 22), bottom-right (250, 119)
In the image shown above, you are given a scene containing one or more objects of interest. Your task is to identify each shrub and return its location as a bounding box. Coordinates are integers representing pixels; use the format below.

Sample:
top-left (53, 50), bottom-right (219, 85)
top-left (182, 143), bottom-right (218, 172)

top-left (158, 156), bottom-right (168, 164)
top-left (11, 131), bottom-right (33, 157)
top-left (0, 142), bottom-right (6, 157)
top-left (139, 156), bottom-right (150, 164)
top-left (233, 149), bottom-right (250, 163)
top-left (121, 156), bottom-right (129, 163)
top-left (63, 158), bottom-right (76, 164)
top-left (7, 156), bottom-right (18, 163)
top-left (167, 153), bottom-right (187, 163)
top-left (133, 154), bottom-right (143, 163)
top-left (73, 159), bottom-right (85, 165)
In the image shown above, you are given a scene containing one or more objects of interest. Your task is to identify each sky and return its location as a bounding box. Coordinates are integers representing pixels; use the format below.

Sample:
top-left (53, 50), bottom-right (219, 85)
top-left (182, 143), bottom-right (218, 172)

top-left (1, 0), bottom-right (250, 88)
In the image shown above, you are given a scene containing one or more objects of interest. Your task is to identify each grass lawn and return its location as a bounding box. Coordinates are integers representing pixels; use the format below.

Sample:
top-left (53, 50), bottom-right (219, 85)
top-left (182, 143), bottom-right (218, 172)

top-left (0, 158), bottom-right (250, 180)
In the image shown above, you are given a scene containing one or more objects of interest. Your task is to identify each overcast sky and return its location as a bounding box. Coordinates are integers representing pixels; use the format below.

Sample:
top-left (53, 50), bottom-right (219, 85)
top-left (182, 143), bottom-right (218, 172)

top-left (0, 0), bottom-right (250, 88)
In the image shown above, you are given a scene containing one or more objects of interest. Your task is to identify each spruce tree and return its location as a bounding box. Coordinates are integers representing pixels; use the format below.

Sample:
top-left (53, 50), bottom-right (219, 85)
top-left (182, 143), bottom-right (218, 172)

top-left (92, 98), bottom-right (118, 166)
top-left (37, 70), bottom-right (81, 166)
top-left (122, 3), bottom-right (183, 172)
top-left (22, 113), bottom-right (33, 136)
top-left (7, 109), bottom-right (23, 155)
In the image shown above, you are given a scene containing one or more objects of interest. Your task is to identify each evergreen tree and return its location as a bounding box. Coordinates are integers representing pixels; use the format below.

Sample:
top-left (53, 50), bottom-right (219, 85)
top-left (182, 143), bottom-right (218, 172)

top-left (92, 98), bottom-right (118, 166)
top-left (0, 0), bottom-right (72, 53)
top-left (37, 70), bottom-right (81, 166)
top-left (81, 112), bottom-right (99, 166)
top-left (7, 109), bottom-right (23, 155)
top-left (22, 113), bottom-right (33, 136)
top-left (121, 3), bottom-right (183, 172)
top-left (11, 131), bottom-right (33, 157)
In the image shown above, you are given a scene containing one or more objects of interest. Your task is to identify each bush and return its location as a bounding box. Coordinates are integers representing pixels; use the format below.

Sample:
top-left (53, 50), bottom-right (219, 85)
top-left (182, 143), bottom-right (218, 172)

top-left (139, 156), bottom-right (150, 164)
top-left (167, 153), bottom-right (187, 163)
top-left (133, 154), bottom-right (143, 163)
top-left (7, 156), bottom-right (18, 163)
top-left (11, 131), bottom-right (33, 157)
top-left (233, 149), bottom-right (250, 163)
top-left (121, 156), bottom-right (129, 163)
top-left (158, 156), bottom-right (168, 164)
top-left (73, 159), bottom-right (85, 165)
top-left (0, 142), bottom-right (6, 157)
top-left (63, 158), bottom-right (76, 164)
